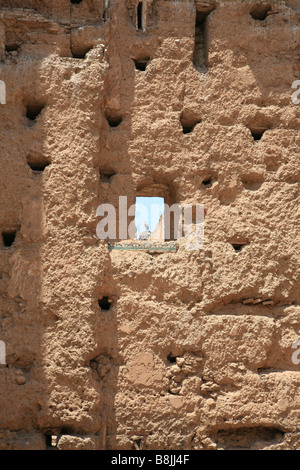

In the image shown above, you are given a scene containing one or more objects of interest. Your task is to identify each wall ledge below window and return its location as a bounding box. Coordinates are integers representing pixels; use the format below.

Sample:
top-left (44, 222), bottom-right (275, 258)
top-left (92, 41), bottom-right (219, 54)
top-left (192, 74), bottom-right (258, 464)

top-left (107, 240), bottom-right (178, 253)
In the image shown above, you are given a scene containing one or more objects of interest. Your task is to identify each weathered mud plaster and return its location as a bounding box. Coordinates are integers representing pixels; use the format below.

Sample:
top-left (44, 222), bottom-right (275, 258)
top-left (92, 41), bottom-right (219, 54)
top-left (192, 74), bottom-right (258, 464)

top-left (0, 0), bottom-right (300, 450)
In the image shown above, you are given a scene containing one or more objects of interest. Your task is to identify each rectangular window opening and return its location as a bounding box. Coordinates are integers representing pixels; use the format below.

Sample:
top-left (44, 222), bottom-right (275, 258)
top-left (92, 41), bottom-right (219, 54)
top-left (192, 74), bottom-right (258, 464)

top-left (135, 197), bottom-right (165, 241)
top-left (106, 193), bottom-right (179, 253)
top-left (193, 6), bottom-right (216, 72)
top-left (137, 2), bottom-right (144, 30)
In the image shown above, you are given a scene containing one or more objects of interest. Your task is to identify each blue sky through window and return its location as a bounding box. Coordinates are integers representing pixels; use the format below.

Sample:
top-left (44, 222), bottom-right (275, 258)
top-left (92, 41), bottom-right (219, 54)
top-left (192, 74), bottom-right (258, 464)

top-left (135, 197), bottom-right (164, 239)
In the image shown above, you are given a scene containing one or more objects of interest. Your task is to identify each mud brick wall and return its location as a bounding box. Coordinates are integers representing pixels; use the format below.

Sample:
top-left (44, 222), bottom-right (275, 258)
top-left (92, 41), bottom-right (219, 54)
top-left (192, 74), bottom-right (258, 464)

top-left (0, 0), bottom-right (299, 450)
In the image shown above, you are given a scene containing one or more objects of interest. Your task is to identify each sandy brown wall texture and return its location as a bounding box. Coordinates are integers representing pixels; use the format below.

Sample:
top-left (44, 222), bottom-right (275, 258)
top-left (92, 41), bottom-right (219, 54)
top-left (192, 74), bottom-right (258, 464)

top-left (0, 0), bottom-right (300, 451)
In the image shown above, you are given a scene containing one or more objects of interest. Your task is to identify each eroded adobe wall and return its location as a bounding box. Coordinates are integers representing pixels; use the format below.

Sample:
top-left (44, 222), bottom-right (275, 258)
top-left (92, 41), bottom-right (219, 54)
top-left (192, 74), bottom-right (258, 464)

top-left (0, 0), bottom-right (299, 450)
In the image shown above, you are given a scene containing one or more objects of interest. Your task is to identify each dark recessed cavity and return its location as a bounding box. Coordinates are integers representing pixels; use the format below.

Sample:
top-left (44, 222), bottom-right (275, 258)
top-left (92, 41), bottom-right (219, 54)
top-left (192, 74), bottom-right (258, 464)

top-left (2, 230), bottom-right (17, 248)
top-left (133, 58), bottom-right (150, 71)
top-left (71, 45), bottom-right (93, 59)
top-left (132, 437), bottom-right (143, 450)
top-left (71, 0), bottom-right (83, 4)
top-left (105, 112), bottom-right (123, 128)
top-left (167, 354), bottom-right (177, 363)
top-left (182, 124), bottom-right (196, 134)
top-left (250, 127), bottom-right (268, 141)
top-left (45, 434), bottom-right (58, 449)
top-left (250, 3), bottom-right (271, 21)
top-left (5, 44), bottom-right (19, 52)
top-left (27, 157), bottom-right (50, 173)
top-left (100, 169), bottom-right (116, 183)
top-left (180, 112), bottom-right (201, 134)
top-left (60, 426), bottom-right (74, 435)
top-left (137, 2), bottom-right (143, 30)
top-left (98, 296), bottom-right (111, 311)
top-left (25, 103), bottom-right (44, 123)
top-left (45, 434), bottom-right (52, 448)
top-left (193, 5), bottom-right (216, 72)
top-left (231, 242), bottom-right (248, 252)
top-left (202, 177), bottom-right (212, 188)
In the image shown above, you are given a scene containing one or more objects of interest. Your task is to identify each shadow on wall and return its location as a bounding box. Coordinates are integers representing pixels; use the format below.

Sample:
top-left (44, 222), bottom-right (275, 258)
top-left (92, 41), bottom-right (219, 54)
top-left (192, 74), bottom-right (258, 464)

top-left (0, 0), bottom-right (111, 450)
top-left (94, 0), bottom-right (183, 449)
top-left (0, 46), bottom-right (46, 448)
top-left (1, 0), bottom-right (144, 450)
top-left (94, 0), bottom-right (138, 449)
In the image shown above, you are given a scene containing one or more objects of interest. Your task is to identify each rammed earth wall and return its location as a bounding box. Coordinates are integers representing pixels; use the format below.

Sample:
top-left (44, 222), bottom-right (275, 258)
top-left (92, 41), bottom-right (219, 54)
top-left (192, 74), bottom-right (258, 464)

top-left (0, 0), bottom-right (300, 450)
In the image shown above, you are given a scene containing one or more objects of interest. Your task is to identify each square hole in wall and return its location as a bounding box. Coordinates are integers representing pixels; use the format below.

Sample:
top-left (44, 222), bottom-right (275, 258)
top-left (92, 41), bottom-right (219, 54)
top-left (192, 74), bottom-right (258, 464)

top-left (27, 155), bottom-right (50, 173)
top-left (25, 101), bottom-right (45, 125)
top-left (133, 57), bottom-right (150, 71)
top-left (250, 3), bottom-right (271, 20)
top-left (98, 296), bottom-right (112, 311)
top-left (105, 110), bottom-right (123, 128)
top-left (2, 230), bottom-right (17, 248)
top-left (5, 43), bottom-right (19, 53)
